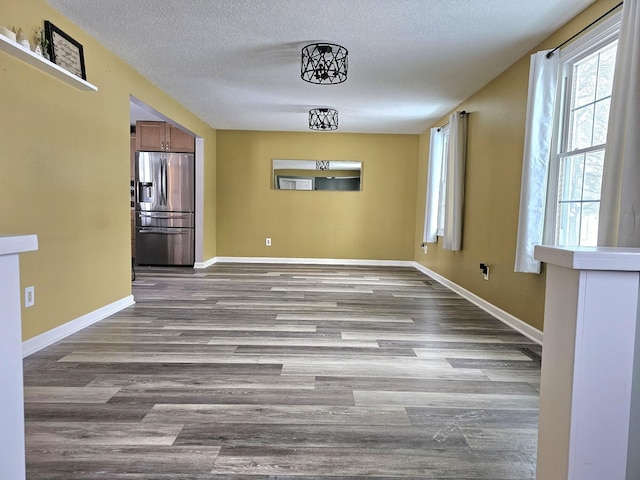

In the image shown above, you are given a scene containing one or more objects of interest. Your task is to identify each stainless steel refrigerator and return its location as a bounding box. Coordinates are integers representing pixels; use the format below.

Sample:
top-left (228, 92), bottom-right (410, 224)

top-left (135, 152), bottom-right (194, 266)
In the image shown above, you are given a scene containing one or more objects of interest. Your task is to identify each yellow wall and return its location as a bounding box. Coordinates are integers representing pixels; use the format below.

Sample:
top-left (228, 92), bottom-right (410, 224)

top-left (0, 0), bottom-right (216, 340)
top-left (413, 0), bottom-right (621, 332)
top-left (217, 131), bottom-right (418, 260)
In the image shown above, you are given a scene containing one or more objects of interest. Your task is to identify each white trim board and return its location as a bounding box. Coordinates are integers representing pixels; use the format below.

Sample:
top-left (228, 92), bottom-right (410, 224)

top-left (413, 262), bottom-right (543, 345)
top-left (212, 256), bottom-right (415, 267)
top-left (194, 257), bottom-right (217, 269)
top-left (22, 295), bottom-right (134, 357)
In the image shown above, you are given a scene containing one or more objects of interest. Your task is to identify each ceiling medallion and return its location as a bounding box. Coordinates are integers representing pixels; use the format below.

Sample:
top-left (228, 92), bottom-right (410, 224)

top-left (301, 43), bottom-right (348, 84)
top-left (309, 108), bottom-right (338, 131)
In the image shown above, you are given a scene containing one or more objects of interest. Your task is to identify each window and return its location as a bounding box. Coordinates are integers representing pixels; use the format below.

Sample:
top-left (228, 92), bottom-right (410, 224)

top-left (423, 125), bottom-right (449, 244)
top-left (436, 125), bottom-right (450, 236)
top-left (424, 111), bottom-right (466, 251)
top-left (545, 17), bottom-right (620, 247)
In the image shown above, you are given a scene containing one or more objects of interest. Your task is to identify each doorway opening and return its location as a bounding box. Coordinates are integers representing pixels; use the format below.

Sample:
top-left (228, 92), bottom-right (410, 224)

top-left (129, 96), bottom-right (204, 278)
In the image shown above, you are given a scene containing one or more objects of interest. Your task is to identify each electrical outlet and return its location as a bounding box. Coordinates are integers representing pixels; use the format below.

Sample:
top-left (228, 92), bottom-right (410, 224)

top-left (479, 263), bottom-right (489, 281)
top-left (266, 237), bottom-right (271, 246)
top-left (25, 286), bottom-right (35, 307)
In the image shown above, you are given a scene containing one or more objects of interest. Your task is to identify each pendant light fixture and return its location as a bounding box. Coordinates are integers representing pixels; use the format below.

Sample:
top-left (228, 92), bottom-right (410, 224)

top-left (301, 43), bottom-right (348, 84)
top-left (309, 108), bottom-right (338, 131)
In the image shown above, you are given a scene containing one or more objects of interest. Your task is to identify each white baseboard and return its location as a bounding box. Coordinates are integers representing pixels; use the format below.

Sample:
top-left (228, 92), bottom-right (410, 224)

top-left (413, 262), bottom-right (543, 345)
top-left (22, 295), bottom-right (135, 357)
top-left (213, 256), bottom-right (415, 267)
top-left (194, 257), bottom-right (217, 269)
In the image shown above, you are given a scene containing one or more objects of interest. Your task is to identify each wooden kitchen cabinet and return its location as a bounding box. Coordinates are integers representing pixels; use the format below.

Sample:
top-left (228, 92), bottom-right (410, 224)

top-left (166, 124), bottom-right (195, 152)
top-left (135, 121), bottom-right (194, 153)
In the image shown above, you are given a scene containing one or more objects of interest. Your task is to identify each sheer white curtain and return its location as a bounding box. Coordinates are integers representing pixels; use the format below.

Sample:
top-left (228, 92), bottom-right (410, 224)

top-left (598, 0), bottom-right (640, 247)
top-left (514, 50), bottom-right (559, 273)
top-left (442, 111), bottom-right (467, 251)
top-left (423, 127), bottom-right (444, 246)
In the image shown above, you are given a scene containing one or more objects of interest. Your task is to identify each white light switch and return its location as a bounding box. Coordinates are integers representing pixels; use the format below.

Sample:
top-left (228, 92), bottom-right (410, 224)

top-left (25, 286), bottom-right (35, 307)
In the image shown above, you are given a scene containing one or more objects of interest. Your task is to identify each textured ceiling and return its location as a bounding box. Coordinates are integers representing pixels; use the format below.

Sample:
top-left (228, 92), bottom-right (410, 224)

top-left (47, 0), bottom-right (595, 134)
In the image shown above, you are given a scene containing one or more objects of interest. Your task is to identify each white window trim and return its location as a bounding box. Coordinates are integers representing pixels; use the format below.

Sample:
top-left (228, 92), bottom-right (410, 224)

top-left (543, 12), bottom-right (621, 246)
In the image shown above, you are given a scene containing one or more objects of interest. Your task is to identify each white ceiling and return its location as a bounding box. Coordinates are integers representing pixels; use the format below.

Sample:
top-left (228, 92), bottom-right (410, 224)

top-left (47, 0), bottom-right (595, 134)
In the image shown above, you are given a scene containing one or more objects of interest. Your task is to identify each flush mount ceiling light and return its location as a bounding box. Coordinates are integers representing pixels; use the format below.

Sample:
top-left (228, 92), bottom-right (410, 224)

top-left (301, 43), bottom-right (348, 84)
top-left (309, 108), bottom-right (338, 131)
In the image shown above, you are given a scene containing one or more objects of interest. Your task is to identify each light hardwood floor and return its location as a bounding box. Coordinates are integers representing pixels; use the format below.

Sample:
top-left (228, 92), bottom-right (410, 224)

top-left (24, 264), bottom-right (541, 479)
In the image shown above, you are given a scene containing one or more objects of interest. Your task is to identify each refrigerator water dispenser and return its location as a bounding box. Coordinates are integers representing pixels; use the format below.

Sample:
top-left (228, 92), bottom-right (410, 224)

top-left (138, 182), bottom-right (154, 203)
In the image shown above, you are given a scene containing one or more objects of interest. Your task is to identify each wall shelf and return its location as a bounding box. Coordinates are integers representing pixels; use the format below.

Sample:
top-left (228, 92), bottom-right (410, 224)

top-left (0, 34), bottom-right (97, 92)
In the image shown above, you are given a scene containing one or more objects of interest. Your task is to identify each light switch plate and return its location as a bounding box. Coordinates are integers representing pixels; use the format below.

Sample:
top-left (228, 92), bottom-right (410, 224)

top-left (25, 286), bottom-right (35, 307)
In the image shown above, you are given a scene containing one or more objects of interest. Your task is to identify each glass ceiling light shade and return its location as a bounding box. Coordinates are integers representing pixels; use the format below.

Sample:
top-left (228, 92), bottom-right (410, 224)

top-left (309, 108), bottom-right (338, 131)
top-left (301, 43), bottom-right (348, 84)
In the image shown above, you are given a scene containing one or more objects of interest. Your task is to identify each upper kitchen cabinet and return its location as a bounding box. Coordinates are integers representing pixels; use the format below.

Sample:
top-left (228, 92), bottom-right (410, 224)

top-left (135, 121), bottom-right (194, 153)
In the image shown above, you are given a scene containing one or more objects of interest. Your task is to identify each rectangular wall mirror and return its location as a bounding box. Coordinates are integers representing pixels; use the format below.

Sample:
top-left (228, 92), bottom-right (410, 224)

top-left (272, 159), bottom-right (362, 191)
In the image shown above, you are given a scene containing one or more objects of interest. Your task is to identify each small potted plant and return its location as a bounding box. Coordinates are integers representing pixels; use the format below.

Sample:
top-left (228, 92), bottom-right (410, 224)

top-left (33, 25), bottom-right (49, 59)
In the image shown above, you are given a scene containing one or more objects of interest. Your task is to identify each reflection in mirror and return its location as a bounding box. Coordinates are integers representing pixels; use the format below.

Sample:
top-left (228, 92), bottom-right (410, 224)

top-left (272, 159), bottom-right (362, 191)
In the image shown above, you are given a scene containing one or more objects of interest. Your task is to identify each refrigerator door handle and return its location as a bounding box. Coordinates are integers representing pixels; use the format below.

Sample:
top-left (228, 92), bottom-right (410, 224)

top-left (137, 228), bottom-right (191, 235)
top-left (160, 157), bottom-right (167, 206)
top-left (138, 212), bottom-right (191, 219)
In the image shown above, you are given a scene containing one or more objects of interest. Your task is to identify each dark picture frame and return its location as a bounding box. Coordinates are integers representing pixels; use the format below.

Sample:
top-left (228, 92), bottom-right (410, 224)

top-left (44, 21), bottom-right (86, 80)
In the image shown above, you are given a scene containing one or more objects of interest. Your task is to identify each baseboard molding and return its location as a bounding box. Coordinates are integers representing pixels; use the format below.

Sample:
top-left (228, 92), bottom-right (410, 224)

top-left (194, 257), bottom-right (217, 269)
top-left (413, 262), bottom-right (543, 345)
top-left (213, 256), bottom-right (415, 267)
top-left (22, 295), bottom-right (135, 357)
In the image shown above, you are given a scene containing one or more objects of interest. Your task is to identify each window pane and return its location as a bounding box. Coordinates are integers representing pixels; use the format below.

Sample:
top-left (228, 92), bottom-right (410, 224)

top-left (569, 104), bottom-right (594, 151)
top-left (592, 98), bottom-right (611, 145)
top-left (583, 150), bottom-right (604, 200)
top-left (580, 202), bottom-right (600, 246)
top-left (558, 154), bottom-right (585, 202)
top-left (557, 201), bottom-right (581, 246)
top-left (556, 151), bottom-right (603, 246)
top-left (595, 42), bottom-right (618, 100)
top-left (573, 55), bottom-right (598, 108)
top-left (556, 200), bottom-right (600, 247)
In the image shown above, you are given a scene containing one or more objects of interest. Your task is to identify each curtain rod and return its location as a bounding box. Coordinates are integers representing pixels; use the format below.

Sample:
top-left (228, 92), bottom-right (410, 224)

top-left (437, 111), bottom-right (467, 132)
top-left (546, 1), bottom-right (623, 58)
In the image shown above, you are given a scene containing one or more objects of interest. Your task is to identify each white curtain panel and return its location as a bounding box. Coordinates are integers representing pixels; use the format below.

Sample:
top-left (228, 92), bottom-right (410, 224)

top-left (443, 112), bottom-right (468, 251)
top-left (423, 127), bottom-right (444, 245)
top-left (598, 0), bottom-right (640, 247)
top-left (514, 50), bottom-right (559, 273)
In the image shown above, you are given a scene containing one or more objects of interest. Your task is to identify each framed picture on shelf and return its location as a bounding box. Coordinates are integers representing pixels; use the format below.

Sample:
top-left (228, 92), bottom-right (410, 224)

top-left (44, 20), bottom-right (86, 80)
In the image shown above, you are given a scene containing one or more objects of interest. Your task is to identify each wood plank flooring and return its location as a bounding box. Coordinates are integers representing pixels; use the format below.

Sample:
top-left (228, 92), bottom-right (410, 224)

top-left (23, 263), bottom-right (541, 479)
